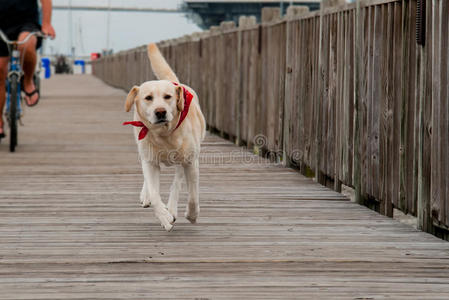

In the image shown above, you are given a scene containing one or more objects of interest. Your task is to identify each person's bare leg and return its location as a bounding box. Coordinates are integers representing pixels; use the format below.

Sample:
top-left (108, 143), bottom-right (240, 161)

top-left (18, 32), bottom-right (38, 106)
top-left (0, 57), bottom-right (8, 134)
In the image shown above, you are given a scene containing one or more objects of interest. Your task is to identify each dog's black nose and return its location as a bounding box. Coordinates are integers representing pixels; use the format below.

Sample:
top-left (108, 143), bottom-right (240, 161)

top-left (155, 109), bottom-right (167, 120)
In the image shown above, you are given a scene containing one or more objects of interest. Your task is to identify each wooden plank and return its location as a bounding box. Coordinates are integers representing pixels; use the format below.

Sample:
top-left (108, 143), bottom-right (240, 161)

top-left (379, 3), bottom-right (394, 217)
top-left (363, 3), bottom-right (371, 203)
top-left (399, 0), bottom-right (410, 213)
top-left (298, 19), bottom-right (306, 166)
top-left (246, 27), bottom-right (260, 148)
top-left (417, 0), bottom-right (432, 232)
top-left (315, 6), bottom-right (325, 183)
top-left (416, 0), bottom-right (430, 232)
top-left (409, 0), bottom-right (418, 216)
top-left (277, 23), bottom-right (287, 155)
top-left (334, 11), bottom-right (343, 191)
top-left (370, 4), bottom-right (381, 202)
top-left (318, 15), bottom-right (330, 182)
top-left (327, 13), bottom-right (337, 181)
top-left (311, 16), bottom-right (321, 170)
top-left (342, 10), bottom-right (352, 186)
top-left (443, 0), bottom-right (449, 228)
top-left (353, 0), bottom-right (362, 203)
top-left (391, 1), bottom-right (402, 213)
top-left (283, 18), bottom-right (293, 165)
top-left (430, 0), bottom-right (441, 223)
top-left (438, 0), bottom-right (448, 226)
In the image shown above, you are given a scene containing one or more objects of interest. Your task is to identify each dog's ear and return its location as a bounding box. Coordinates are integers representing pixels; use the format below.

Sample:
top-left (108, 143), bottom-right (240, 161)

top-left (175, 86), bottom-right (184, 112)
top-left (125, 86), bottom-right (139, 112)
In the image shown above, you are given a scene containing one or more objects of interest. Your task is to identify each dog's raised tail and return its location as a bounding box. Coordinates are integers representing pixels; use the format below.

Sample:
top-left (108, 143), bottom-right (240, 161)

top-left (147, 43), bottom-right (179, 83)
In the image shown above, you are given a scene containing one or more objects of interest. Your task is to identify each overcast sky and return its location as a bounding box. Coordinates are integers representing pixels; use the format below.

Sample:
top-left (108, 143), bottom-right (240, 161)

top-left (45, 0), bottom-right (201, 56)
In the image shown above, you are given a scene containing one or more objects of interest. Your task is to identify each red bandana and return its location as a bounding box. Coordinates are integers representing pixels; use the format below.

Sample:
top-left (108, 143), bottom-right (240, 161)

top-left (123, 83), bottom-right (193, 140)
top-left (122, 121), bottom-right (149, 140)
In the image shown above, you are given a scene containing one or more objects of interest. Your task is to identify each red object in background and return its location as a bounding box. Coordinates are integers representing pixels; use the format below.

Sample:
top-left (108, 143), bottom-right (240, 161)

top-left (91, 53), bottom-right (101, 60)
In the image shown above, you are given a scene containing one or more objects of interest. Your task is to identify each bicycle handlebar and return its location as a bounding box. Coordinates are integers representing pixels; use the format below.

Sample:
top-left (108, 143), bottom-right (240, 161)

top-left (0, 30), bottom-right (48, 46)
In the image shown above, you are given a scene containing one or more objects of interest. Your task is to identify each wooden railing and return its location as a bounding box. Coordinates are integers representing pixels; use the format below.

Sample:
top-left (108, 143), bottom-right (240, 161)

top-left (92, 0), bottom-right (449, 238)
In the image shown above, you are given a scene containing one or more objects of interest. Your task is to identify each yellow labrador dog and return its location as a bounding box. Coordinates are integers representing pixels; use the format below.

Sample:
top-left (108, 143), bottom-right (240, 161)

top-left (124, 43), bottom-right (206, 231)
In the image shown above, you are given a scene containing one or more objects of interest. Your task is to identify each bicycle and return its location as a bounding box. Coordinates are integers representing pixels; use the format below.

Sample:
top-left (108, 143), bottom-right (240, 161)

top-left (0, 30), bottom-right (46, 152)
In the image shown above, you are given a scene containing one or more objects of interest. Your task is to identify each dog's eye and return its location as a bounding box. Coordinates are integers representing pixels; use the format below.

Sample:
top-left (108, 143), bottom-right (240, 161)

top-left (164, 95), bottom-right (171, 100)
top-left (145, 95), bottom-right (153, 101)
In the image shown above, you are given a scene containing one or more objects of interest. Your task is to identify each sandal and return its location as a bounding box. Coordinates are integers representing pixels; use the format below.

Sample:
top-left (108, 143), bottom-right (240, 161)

top-left (23, 88), bottom-right (40, 107)
top-left (21, 77), bottom-right (40, 107)
top-left (0, 126), bottom-right (5, 140)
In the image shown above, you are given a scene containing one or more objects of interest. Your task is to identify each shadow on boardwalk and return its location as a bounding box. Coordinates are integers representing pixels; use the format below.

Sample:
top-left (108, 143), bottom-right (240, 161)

top-left (0, 75), bottom-right (448, 299)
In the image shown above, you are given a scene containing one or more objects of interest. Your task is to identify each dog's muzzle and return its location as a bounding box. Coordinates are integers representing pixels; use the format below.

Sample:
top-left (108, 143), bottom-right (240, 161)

top-left (154, 109), bottom-right (167, 123)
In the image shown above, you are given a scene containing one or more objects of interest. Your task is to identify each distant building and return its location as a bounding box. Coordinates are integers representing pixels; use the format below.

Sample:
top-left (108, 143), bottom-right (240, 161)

top-left (183, 0), bottom-right (320, 29)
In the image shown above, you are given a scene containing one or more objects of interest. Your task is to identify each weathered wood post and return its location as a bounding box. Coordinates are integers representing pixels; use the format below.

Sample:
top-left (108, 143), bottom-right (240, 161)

top-left (315, 0), bottom-right (326, 185)
top-left (261, 7), bottom-right (281, 23)
top-left (283, 6), bottom-right (309, 167)
top-left (353, 0), bottom-right (363, 204)
top-left (399, 0), bottom-right (411, 215)
top-left (237, 16), bottom-right (257, 146)
top-left (322, 0), bottom-right (346, 8)
top-left (416, 0), bottom-right (432, 233)
top-left (220, 21), bottom-right (236, 139)
top-left (257, 7), bottom-right (281, 158)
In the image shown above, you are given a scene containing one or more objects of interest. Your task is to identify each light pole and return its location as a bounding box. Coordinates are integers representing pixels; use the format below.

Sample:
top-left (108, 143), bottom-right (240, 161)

top-left (106, 0), bottom-right (111, 53)
top-left (68, 0), bottom-right (74, 56)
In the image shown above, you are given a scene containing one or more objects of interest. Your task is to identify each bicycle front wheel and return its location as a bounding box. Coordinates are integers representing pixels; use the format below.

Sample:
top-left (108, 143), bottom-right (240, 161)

top-left (8, 74), bottom-right (18, 152)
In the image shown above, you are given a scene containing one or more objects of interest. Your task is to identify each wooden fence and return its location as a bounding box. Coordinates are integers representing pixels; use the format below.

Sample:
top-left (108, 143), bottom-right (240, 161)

top-left (92, 0), bottom-right (449, 238)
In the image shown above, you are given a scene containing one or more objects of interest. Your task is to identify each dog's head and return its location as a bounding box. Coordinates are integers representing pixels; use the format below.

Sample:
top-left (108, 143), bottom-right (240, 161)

top-left (125, 80), bottom-right (185, 127)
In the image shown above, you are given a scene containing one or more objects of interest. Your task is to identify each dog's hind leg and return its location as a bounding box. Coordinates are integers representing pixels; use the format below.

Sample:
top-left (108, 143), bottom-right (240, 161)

top-left (141, 161), bottom-right (175, 231)
top-left (183, 159), bottom-right (200, 224)
top-left (167, 166), bottom-right (183, 221)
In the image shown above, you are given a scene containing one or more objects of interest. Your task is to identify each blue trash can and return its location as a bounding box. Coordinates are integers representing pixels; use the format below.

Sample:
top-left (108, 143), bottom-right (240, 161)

top-left (41, 57), bottom-right (51, 78)
top-left (74, 60), bottom-right (85, 74)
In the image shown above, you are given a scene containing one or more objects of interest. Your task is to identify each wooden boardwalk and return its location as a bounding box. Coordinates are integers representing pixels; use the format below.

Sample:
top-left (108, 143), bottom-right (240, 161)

top-left (1, 75), bottom-right (449, 299)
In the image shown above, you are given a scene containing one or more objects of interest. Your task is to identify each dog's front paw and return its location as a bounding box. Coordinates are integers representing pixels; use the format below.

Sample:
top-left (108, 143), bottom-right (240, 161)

top-left (140, 185), bottom-right (151, 208)
top-left (185, 203), bottom-right (199, 224)
top-left (167, 199), bottom-right (178, 221)
top-left (155, 206), bottom-right (176, 232)
top-left (141, 199), bottom-right (151, 208)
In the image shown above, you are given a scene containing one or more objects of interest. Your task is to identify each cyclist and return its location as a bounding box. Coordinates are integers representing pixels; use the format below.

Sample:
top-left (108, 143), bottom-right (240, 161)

top-left (0, 0), bottom-right (56, 139)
